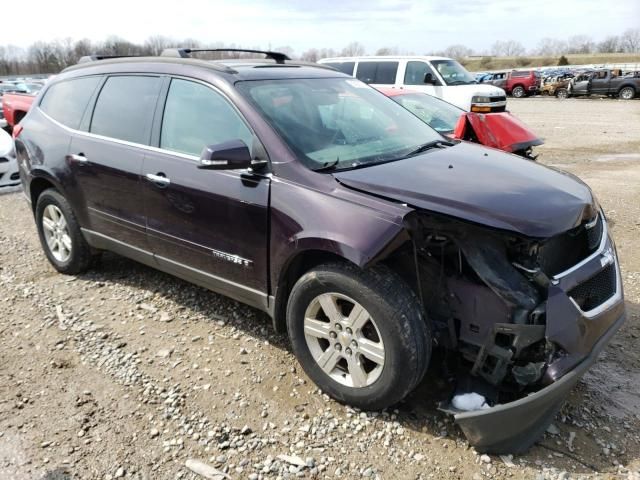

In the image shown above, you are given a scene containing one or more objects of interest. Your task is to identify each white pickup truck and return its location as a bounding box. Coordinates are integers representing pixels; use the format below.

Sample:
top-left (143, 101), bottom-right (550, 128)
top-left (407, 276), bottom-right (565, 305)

top-left (318, 56), bottom-right (507, 113)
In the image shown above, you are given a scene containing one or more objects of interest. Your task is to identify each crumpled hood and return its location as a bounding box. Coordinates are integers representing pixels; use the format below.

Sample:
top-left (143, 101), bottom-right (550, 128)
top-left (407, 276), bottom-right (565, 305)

top-left (334, 142), bottom-right (597, 238)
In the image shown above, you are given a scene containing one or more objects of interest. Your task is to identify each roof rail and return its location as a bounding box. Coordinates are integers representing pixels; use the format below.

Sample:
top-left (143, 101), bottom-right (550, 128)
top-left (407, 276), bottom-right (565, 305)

top-left (161, 48), bottom-right (291, 64)
top-left (78, 55), bottom-right (138, 64)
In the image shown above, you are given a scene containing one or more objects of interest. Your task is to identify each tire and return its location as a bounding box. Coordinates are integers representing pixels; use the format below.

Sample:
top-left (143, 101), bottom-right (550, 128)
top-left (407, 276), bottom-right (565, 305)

top-left (556, 88), bottom-right (569, 99)
top-left (35, 189), bottom-right (92, 275)
top-left (511, 85), bottom-right (525, 98)
top-left (286, 262), bottom-right (431, 410)
top-left (618, 86), bottom-right (635, 100)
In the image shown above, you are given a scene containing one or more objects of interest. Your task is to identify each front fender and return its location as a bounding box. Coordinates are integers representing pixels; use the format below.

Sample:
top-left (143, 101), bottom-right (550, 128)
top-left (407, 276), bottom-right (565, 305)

top-left (269, 177), bottom-right (412, 293)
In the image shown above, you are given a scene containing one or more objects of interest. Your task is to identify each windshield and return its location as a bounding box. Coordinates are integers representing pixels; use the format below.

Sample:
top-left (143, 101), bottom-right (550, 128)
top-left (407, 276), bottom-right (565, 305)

top-left (391, 93), bottom-right (463, 133)
top-left (237, 77), bottom-right (442, 171)
top-left (431, 60), bottom-right (477, 86)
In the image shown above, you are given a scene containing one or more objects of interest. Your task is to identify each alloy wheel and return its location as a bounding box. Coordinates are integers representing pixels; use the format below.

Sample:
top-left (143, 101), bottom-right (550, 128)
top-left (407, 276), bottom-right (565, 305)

top-left (620, 87), bottom-right (634, 100)
top-left (303, 292), bottom-right (385, 388)
top-left (42, 204), bottom-right (72, 262)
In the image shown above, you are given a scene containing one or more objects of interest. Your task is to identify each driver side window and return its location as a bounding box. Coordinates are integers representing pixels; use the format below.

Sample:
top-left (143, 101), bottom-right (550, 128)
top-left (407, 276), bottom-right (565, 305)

top-left (161, 79), bottom-right (254, 157)
top-left (404, 61), bottom-right (438, 86)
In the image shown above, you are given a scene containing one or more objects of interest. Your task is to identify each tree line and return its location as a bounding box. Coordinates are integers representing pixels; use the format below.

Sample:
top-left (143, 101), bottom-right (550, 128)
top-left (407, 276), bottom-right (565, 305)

top-left (1, 29), bottom-right (639, 76)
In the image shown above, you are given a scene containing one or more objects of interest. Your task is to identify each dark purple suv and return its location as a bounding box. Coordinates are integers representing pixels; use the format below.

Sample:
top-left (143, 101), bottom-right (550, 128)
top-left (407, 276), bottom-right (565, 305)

top-left (16, 49), bottom-right (624, 453)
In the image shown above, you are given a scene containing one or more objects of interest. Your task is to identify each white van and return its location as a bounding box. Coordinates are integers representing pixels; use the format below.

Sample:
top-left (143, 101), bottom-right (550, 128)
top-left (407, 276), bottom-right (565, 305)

top-left (318, 56), bottom-right (507, 113)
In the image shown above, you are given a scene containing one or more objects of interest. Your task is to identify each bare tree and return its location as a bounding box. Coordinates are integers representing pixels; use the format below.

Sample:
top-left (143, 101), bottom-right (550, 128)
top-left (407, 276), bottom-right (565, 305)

top-left (341, 42), bottom-right (365, 56)
top-left (597, 36), bottom-right (621, 53)
top-left (442, 44), bottom-right (473, 60)
top-left (375, 46), bottom-right (400, 56)
top-left (491, 40), bottom-right (525, 57)
top-left (536, 37), bottom-right (567, 56)
top-left (621, 28), bottom-right (640, 53)
top-left (567, 35), bottom-right (595, 54)
top-left (300, 48), bottom-right (320, 62)
top-left (145, 35), bottom-right (175, 56)
top-left (318, 48), bottom-right (337, 59)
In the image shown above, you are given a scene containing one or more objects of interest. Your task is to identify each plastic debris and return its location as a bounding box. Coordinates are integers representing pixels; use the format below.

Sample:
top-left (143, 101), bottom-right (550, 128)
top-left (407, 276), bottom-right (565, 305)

top-left (451, 392), bottom-right (490, 411)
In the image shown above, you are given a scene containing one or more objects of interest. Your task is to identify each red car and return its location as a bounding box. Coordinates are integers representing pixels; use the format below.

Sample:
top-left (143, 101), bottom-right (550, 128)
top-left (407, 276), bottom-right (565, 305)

top-left (378, 88), bottom-right (542, 160)
top-left (2, 92), bottom-right (36, 133)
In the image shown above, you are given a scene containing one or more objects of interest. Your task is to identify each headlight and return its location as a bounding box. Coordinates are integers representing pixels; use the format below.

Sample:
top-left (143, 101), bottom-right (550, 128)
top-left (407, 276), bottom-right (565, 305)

top-left (471, 95), bottom-right (492, 103)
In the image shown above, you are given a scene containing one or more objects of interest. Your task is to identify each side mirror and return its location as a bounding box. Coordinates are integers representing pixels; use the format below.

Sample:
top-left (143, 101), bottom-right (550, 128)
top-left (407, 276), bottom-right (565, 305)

top-left (424, 73), bottom-right (437, 85)
top-left (198, 139), bottom-right (252, 170)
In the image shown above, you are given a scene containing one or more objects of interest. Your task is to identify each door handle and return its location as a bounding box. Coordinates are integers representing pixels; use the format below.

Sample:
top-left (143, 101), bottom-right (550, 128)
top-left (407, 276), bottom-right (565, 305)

top-left (145, 173), bottom-right (171, 187)
top-left (68, 153), bottom-right (88, 163)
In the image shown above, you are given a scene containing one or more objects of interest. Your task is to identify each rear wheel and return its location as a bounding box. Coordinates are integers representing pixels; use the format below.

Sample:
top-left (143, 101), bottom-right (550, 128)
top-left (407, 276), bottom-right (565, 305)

top-left (556, 88), bottom-right (569, 99)
top-left (512, 85), bottom-right (526, 98)
top-left (619, 86), bottom-right (635, 100)
top-left (286, 262), bottom-right (430, 410)
top-left (35, 189), bottom-right (92, 274)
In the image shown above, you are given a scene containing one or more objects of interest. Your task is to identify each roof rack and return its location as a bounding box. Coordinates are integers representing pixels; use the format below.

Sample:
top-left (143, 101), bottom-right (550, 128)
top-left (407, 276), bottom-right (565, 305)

top-left (161, 48), bottom-right (291, 64)
top-left (78, 55), bottom-right (140, 64)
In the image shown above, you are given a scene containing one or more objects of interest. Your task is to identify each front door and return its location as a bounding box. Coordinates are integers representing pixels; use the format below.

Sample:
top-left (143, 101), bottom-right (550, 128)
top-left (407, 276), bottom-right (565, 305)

top-left (142, 78), bottom-right (270, 309)
top-left (69, 75), bottom-right (163, 249)
top-left (590, 71), bottom-right (610, 94)
top-left (571, 75), bottom-right (591, 95)
top-left (400, 60), bottom-right (442, 97)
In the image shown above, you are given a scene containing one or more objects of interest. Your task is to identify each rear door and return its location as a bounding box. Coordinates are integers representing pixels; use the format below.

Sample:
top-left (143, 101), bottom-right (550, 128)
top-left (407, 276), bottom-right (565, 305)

top-left (68, 75), bottom-right (163, 249)
top-left (142, 78), bottom-right (270, 309)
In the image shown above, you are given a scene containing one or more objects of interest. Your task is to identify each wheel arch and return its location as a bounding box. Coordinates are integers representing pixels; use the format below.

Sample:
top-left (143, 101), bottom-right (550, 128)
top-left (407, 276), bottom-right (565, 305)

top-left (29, 174), bottom-right (61, 212)
top-left (271, 248), bottom-right (359, 333)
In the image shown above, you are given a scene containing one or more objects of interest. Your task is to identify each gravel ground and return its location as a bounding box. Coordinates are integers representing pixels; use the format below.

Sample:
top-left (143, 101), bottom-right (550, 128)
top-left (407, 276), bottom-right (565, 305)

top-left (1, 97), bottom-right (639, 480)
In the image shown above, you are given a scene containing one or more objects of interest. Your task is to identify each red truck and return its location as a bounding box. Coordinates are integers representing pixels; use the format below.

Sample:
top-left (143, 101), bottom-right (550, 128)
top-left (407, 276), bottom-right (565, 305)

top-left (481, 70), bottom-right (540, 98)
top-left (1, 92), bottom-right (36, 132)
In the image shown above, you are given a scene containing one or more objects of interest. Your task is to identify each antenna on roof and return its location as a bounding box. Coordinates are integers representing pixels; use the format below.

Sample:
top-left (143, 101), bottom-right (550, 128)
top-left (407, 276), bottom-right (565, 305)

top-left (161, 48), bottom-right (291, 64)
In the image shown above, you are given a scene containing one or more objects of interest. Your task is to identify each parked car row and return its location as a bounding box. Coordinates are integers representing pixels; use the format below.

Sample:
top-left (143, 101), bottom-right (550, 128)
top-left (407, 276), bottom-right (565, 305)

top-left (317, 55), bottom-right (508, 112)
top-left (13, 48), bottom-right (624, 454)
top-left (475, 67), bottom-right (639, 100)
top-left (477, 69), bottom-right (541, 98)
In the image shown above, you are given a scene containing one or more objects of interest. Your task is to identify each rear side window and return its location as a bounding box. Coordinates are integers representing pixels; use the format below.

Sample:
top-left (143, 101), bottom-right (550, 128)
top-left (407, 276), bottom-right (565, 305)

top-left (511, 71), bottom-right (530, 78)
top-left (356, 62), bottom-right (399, 85)
top-left (323, 62), bottom-right (355, 75)
top-left (39, 77), bottom-right (101, 130)
top-left (160, 79), bottom-right (253, 157)
top-left (90, 76), bottom-right (161, 145)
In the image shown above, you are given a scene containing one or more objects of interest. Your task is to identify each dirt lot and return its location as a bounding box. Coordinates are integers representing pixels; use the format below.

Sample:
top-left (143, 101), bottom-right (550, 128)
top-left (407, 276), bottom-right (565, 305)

top-left (1, 97), bottom-right (639, 480)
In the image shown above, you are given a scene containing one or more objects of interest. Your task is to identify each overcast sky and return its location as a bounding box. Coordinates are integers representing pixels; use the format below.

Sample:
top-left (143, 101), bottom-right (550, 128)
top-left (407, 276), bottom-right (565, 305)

top-left (3, 0), bottom-right (639, 53)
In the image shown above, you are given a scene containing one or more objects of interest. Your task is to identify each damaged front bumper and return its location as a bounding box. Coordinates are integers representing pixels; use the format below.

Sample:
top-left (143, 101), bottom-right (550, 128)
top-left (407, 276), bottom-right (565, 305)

top-left (448, 229), bottom-right (626, 453)
top-left (453, 310), bottom-right (624, 453)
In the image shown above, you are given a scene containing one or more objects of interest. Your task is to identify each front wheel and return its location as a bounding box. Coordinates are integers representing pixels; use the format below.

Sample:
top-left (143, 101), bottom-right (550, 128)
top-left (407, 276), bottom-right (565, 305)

top-left (619, 86), bottom-right (635, 100)
top-left (556, 88), bottom-right (569, 99)
top-left (286, 263), bottom-right (430, 410)
top-left (512, 86), bottom-right (526, 98)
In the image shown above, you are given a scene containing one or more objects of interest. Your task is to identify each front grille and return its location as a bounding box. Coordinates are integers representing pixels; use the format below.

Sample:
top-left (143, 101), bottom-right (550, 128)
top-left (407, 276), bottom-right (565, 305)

top-left (492, 96), bottom-right (507, 103)
top-left (568, 263), bottom-right (616, 311)
top-left (538, 214), bottom-right (603, 276)
top-left (0, 157), bottom-right (8, 163)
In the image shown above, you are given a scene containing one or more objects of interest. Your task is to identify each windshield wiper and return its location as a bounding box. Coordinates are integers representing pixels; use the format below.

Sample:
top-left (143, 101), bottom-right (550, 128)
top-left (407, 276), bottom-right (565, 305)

top-left (313, 158), bottom-right (341, 172)
top-left (403, 139), bottom-right (454, 158)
